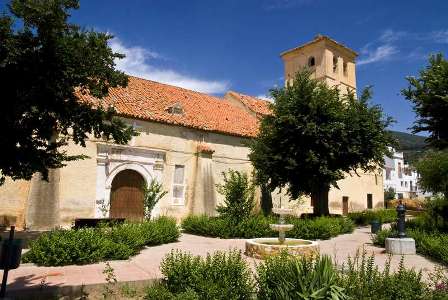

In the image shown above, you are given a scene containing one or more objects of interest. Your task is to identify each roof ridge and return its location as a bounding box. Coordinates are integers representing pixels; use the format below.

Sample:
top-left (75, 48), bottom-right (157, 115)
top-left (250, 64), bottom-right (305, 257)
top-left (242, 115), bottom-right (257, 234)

top-left (127, 75), bottom-right (225, 101)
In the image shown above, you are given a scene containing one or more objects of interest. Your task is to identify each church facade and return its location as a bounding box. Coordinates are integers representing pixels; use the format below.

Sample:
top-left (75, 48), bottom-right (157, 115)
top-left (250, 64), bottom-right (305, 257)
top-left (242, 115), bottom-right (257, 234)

top-left (0, 35), bottom-right (384, 230)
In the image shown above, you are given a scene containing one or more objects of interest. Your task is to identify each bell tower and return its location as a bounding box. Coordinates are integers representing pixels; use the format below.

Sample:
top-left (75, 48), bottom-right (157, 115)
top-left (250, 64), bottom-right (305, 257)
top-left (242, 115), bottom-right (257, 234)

top-left (280, 35), bottom-right (358, 93)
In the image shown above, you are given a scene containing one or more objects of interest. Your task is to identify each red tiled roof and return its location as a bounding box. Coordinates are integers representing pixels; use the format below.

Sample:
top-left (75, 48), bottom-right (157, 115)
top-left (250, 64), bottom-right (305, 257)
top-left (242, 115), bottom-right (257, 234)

top-left (77, 76), bottom-right (260, 138)
top-left (225, 91), bottom-right (272, 116)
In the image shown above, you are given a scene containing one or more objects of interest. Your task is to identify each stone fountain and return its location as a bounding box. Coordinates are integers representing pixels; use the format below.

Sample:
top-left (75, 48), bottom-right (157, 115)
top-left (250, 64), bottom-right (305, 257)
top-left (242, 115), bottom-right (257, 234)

top-left (245, 207), bottom-right (319, 259)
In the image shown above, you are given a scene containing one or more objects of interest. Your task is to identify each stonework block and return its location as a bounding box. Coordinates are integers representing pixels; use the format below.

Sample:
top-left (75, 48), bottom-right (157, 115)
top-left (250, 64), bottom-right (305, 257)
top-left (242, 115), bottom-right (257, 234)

top-left (385, 237), bottom-right (416, 255)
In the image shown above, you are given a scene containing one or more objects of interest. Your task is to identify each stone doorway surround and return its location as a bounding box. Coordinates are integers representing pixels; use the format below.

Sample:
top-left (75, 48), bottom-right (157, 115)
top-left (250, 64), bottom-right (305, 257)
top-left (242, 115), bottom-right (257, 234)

top-left (95, 143), bottom-right (165, 218)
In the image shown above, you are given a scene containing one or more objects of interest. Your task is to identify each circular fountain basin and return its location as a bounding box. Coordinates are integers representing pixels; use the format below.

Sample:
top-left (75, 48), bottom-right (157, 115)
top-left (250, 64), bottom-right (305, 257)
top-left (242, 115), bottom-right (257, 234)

top-left (245, 238), bottom-right (319, 259)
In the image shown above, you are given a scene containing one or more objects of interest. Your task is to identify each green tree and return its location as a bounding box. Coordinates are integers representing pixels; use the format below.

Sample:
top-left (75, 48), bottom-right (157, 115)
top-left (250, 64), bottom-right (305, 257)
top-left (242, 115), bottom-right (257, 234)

top-left (0, 0), bottom-right (135, 184)
top-left (216, 170), bottom-right (255, 220)
top-left (402, 53), bottom-right (448, 150)
top-left (249, 70), bottom-right (394, 215)
top-left (415, 150), bottom-right (448, 198)
top-left (143, 178), bottom-right (168, 220)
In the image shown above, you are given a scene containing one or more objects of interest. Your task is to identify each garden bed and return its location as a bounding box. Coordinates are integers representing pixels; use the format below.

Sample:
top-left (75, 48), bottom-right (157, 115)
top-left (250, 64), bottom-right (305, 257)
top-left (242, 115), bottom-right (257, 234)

top-left (22, 216), bottom-right (180, 266)
top-left (144, 249), bottom-right (448, 300)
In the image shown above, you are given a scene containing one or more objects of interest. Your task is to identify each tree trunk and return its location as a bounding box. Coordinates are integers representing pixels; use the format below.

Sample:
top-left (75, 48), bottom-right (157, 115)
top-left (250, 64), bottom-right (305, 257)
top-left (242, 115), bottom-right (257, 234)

top-left (260, 184), bottom-right (273, 216)
top-left (312, 185), bottom-right (330, 216)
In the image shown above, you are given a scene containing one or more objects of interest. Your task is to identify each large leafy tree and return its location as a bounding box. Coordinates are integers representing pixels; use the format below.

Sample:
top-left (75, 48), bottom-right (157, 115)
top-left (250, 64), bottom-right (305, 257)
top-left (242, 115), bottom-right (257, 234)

top-left (0, 0), bottom-right (135, 184)
top-left (249, 70), bottom-right (394, 215)
top-left (402, 53), bottom-right (448, 150)
top-left (415, 150), bottom-right (448, 198)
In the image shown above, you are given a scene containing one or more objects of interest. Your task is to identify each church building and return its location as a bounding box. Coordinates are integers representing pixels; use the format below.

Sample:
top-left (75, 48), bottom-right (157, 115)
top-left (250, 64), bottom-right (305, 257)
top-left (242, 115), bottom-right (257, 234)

top-left (0, 35), bottom-right (384, 230)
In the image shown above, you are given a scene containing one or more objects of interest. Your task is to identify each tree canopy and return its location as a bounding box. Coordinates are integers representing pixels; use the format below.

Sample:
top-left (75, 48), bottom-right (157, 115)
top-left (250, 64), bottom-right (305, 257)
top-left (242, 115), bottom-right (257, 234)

top-left (0, 0), bottom-right (135, 184)
top-left (415, 150), bottom-right (448, 198)
top-left (402, 53), bottom-right (448, 150)
top-left (249, 70), bottom-right (395, 215)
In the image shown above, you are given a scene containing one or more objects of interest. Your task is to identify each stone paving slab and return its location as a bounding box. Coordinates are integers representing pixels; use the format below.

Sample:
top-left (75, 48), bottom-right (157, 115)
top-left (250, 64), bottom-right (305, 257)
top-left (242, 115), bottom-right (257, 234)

top-left (0, 226), bottom-right (441, 295)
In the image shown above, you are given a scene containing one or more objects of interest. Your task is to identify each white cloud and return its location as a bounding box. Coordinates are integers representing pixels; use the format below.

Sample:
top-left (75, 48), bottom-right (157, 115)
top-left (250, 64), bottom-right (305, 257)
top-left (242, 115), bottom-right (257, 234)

top-left (379, 29), bottom-right (409, 43)
top-left (110, 39), bottom-right (229, 94)
top-left (430, 30), bottom-right (448, 43)
top-left (357, 45), bottom-right (398, 65)
top-left (256, 94), bottom-right (274, 102)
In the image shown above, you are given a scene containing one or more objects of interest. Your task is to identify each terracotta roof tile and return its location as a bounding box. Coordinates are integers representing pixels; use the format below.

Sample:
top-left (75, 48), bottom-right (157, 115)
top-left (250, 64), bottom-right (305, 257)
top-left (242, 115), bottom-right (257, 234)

top-left (77, 76), bottom-right (260, 138)
top-left (225, 91), bottom-right (272, 116)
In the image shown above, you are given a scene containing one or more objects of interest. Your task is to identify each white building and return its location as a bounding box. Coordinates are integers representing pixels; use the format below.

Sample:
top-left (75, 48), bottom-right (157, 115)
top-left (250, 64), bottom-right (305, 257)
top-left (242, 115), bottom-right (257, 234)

top-left (383, 149), bottom-right (430, 199)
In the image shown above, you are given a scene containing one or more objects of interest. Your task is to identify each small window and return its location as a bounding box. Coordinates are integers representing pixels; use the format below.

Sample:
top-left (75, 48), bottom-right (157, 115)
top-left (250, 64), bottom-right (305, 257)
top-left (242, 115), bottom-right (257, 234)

top-left (333, 56), bottom-right (338, 73)
top-left (172, 165), bottom-right (185, 205)
top-left (308, 56), bottom-right (315, 67)
top-left (343, 61), bottom-right (348, 76)
top-left (167, 103), bottom-right (184, 115)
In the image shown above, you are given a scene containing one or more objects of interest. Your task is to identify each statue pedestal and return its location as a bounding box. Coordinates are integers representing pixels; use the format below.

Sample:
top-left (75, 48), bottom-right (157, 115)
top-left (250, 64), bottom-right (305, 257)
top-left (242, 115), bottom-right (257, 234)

top-left (385, 237), bottom-right (416, 255)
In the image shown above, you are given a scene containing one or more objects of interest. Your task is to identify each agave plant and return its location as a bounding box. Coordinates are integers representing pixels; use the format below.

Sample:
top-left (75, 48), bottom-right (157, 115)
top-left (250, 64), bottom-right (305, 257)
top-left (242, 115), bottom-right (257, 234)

top-left (257, 252), bottom-right (348, 300)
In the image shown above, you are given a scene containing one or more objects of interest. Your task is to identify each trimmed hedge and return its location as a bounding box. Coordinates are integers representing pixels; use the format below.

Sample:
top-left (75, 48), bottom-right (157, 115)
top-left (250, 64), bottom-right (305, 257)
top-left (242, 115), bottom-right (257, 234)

top-left (23, 216), bottom-right (180, 266)
top-left (348, 209), bottom-right (397, 226)
top-left (372, 227), bottom-right (448, 265)
top-left (181, 214), bottom-right (354, 240)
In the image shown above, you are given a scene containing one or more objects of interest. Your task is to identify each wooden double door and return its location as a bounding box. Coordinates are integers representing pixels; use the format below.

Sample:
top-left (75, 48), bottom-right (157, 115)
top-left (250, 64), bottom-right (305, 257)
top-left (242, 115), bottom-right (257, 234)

top-left (110, 169), bottom-right (145, 221)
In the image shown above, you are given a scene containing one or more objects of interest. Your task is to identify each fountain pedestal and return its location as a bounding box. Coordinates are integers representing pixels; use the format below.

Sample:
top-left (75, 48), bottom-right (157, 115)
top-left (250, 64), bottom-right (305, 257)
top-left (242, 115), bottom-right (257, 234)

top-left (245, 207), bottom-right (319, 259)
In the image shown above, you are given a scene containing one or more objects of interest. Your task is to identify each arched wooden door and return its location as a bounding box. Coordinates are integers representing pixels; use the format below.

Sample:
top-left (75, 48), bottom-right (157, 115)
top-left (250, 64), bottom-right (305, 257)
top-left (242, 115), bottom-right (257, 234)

top-left (110, 169), bottom-right (145, 221)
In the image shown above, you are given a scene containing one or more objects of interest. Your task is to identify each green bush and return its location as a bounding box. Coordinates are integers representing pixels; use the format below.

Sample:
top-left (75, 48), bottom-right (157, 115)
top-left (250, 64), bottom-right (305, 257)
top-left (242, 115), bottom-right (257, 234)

top-left (287, 216), bottom-right (354, 240)
top-left (23, 216), bottom-right (179, 266)
top-left (182, 214), bottom-right (353, 240)
top-left (148, 249), bottom-right (448, 300)
top-left (339, 250), bottom-right (428, 300)
top-left (159, 249), bottom-right (254, 300)
top-left (348, 209), bottom-right (397, 226)
top-left (257, 253), bottom-right (348, 300)
top-left (410, 229), bottom-right (448, 265)
top-left (371, 228), bottom-right (395, 247)
top-left (216, 170), bottom-right (255, 221)
top-left (372, 226), bottom-right (448, 265)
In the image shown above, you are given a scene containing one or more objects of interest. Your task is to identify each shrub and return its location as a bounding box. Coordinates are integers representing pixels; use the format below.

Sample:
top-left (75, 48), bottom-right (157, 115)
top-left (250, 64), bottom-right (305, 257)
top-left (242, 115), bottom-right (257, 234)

top-left (287, 216), bottom-right (354, 240)
top-left (22, 228), bottom-right (124, 266)
top-left (23, 217), bottom-right (179, 266)
top-left (348, 209), bottom-right (397, 226)
top-left (182, 214), bottom-right (353, 240)
top-left (144, 216), bottom-right (181, 245)
top-left (371, 228), bottom-right (395, 247)
top-left (339, 250), bottom-right (428, 300)
top-left (160, 249), bottom-right (254, 300)
top-left (257, 253), bottom-right (348, 300)
top-left (372, 226), bottom-right (448, 265)
top-left (216, 170), bottom-right (255, 221)
top-left (409, 229), bottom-right (448, 265)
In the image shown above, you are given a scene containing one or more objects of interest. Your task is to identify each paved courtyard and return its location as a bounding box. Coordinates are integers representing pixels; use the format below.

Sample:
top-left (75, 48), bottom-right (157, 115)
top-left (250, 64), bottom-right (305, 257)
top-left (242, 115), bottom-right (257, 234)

top-left (0, 226), bottom-right (441, 295)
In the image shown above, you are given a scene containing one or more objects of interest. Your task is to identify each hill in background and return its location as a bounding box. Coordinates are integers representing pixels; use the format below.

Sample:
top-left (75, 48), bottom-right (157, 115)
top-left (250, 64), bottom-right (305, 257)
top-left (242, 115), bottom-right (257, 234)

top-left (389, 130), bottom-right (427, 165)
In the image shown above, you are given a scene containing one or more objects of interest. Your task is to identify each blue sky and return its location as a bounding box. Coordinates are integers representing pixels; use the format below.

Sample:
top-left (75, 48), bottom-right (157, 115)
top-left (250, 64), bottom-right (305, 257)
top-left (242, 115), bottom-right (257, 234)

top-left (5, 0), bottom-right (448, 133)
